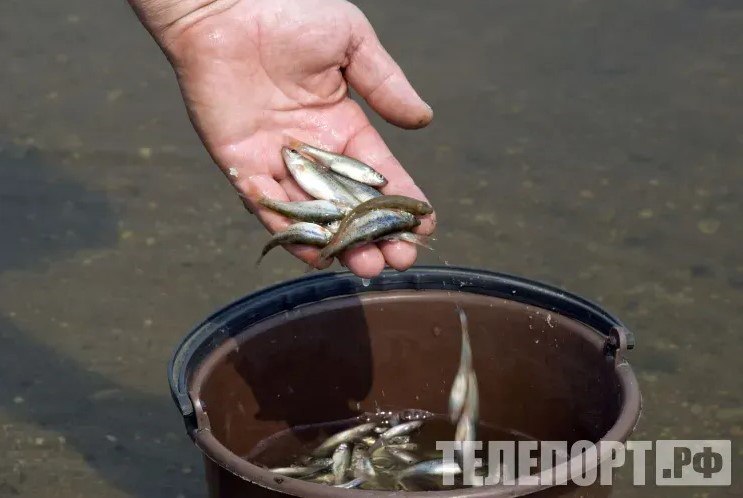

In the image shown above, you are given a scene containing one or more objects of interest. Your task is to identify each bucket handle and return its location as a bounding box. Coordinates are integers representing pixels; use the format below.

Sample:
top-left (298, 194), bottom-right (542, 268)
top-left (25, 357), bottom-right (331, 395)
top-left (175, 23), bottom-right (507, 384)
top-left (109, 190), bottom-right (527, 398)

top-left (603, 326), bottom-right (634, 365)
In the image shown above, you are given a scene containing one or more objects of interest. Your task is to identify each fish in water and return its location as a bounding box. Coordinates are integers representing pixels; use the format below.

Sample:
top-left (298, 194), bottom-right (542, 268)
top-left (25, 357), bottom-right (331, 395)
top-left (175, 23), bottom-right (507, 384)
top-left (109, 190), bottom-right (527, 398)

top-left (258, 197), bottom-right (350, 223)
top-left (269, 458), bottom-right (332, 477)
top-left (331, 443), bottom-right (351, 484)
top-left (449, 308), bottom-right (473, 422)
top-left (319, 209), bottom-right (420, 261)
top-left (308, 473), bottom-right (336, 485)
top-left (396, 459), bottom-right (462, 481)
top-left (259, 407), bottom-right (480, 491)
top-left (290, 139), bottom-right (388, 187)
top-left (311, 422), bottom-right (377, 457)
top-left (281, 147), bottom-right (359, 206)
top-left (334, 476), bottom-right (366, 488)
top-left (351, 445), bottom-right (376, 479)
top-left (369, 422), bottom-right (421, 454)
top-left (255, 222), bottom-right (332, 266)
top-left (448, 308), bottom-right (479, 475)
top-left (380, 420), bottom-right (424, 440)
top-left (385, 447), bottom-right (420, 465)
top-left (387, 442), bottom-right (419, 452)
top-left (360, 436), bottom-right (377, 446)
top-left (455, 371), bottom-right (478, 443)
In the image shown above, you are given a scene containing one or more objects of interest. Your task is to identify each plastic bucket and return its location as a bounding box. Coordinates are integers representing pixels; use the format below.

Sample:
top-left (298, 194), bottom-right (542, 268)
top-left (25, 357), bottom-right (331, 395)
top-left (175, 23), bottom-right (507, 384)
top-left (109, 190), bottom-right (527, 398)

top-left (168, 266), bottom-right (641, 497)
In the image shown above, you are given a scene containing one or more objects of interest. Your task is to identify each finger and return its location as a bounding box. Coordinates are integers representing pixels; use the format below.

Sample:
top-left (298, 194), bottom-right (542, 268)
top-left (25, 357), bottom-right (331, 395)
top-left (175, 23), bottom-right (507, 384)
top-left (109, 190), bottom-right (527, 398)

top-left (344, 122), bottom-right (437, 237)
top-left (339, 245), bottom-right (386, 279)
top-left (378, 240), bottom-right (418, 272)
top-left (344, 20), bottom-right (433, 130)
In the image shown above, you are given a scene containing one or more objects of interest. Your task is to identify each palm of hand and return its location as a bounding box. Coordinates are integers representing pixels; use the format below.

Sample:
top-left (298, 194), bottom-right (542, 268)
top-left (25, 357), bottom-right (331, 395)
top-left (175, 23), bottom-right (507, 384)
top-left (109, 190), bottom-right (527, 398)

top-left (163, 0), bottom-right (434, 277)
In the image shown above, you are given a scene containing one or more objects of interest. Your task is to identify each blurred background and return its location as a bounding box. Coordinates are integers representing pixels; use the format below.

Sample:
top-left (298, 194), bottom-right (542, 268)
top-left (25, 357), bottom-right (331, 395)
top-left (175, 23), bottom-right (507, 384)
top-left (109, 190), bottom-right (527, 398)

top-left (0, 0), bottom-right (741, 497)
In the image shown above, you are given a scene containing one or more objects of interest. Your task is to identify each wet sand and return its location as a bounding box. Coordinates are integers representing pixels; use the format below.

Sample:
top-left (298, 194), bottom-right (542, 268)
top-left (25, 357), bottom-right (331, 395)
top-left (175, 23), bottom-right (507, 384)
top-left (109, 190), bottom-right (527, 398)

top-left (0, 0), bottom-right (741, 496)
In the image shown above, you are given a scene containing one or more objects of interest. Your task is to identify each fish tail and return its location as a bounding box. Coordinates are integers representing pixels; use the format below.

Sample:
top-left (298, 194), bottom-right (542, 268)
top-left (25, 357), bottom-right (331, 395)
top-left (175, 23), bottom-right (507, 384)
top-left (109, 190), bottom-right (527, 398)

top-left (255, 239), bottom-right (280, 267)
top-left (409, 234), bottom-right (434, 251)
top-left (384, 232), bottom-right (435, 251)
top-left (256, 196), bottom-right (275, 211)
top-left (254, 249), bottom-right (270, 268)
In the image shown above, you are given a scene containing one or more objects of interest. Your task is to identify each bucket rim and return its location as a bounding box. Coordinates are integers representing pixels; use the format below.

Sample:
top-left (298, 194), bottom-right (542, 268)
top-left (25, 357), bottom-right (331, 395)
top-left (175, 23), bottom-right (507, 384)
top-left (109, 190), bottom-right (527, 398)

top-left (168, 265), bottom-right (634, 422)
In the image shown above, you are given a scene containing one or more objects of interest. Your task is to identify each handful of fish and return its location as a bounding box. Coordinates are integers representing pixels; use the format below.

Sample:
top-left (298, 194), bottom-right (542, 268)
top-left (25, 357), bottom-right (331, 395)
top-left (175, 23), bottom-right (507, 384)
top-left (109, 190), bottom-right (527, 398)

top-left (255, 140), bottom-right (434, 266)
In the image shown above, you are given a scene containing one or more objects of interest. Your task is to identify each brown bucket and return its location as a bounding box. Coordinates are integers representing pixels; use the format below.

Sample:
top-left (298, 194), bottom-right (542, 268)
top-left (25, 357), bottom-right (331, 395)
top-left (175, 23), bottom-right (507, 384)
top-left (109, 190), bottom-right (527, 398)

top-left (168, 266), bottom-right (641, 497)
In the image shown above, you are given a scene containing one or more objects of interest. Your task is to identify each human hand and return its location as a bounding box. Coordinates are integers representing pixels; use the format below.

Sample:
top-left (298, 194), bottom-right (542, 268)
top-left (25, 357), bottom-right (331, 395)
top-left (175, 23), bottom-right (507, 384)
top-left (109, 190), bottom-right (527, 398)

top-left (128, 0), bottom-right (435, 278)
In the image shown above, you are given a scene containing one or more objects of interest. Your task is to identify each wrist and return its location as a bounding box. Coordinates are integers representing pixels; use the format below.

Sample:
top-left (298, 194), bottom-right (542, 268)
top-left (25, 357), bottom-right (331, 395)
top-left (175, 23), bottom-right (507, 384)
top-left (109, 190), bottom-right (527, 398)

top-left (127, 0), bottom-right (237, 50)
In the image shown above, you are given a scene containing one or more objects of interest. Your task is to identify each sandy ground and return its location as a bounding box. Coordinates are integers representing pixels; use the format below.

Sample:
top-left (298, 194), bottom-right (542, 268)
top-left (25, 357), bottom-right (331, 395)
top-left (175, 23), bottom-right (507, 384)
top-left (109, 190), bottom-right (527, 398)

top-left (0, 0), bottom-right (741, 496)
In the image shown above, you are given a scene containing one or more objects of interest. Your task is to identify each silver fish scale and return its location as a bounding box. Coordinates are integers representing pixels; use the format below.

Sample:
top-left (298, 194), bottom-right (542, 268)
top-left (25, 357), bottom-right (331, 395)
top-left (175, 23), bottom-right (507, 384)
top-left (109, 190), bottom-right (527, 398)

top-left (331, 173), bottom-right (383, 203)
top-left (321, 209), bottom-right (419, 259)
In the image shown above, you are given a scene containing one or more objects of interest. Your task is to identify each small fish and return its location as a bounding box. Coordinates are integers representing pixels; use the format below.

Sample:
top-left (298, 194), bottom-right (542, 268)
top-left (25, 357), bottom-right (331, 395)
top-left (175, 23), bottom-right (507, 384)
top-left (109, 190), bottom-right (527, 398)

top-left (256, 222), bottom-right (332, 266)
top-left (369, 424), bottom-right (419, 455)
top-left (330, 172), bottom-right (383, 203)
top-left (319, 209), bottom-right (420, 261)
top-left (351, 446), bottom-right (376, 479)
top-left (396, 459), bottom-right (462, 481)
top-left (350, 444), bottom-right (365, 469)
top-left (307, 472), bottom-right (335, 484)
top-left (291, 139), bottom-right (388, 187)
top-left (281, 147), bottom-right (359, 206)
top-left (386, 447), bottom-right (420, 465)
top-left (258, 197), bottom-right (349, 223)
top-left (370, 453), bottom-right (397, 470)
top-left (269, 459), bottom-right (332, 477)
top-left (380, 420), bottom-right (423, 440)
top-left (451, 310), bottom-right (479, 471)
top-left (448, 308), bottom-right (473, 422)
top-left (311, 422), bottom-right (378, 456)
top-left (330, 194), bottom-right (433, 245)
top-left (387, 443), bottom-right (419, 452)
top-left (454, 371), bottom-right (479, 446)
top-left (360, 436), bottom-right (377, 447)
top-left (331, 443), bottom-right (351, 484)
top-left (334, 477), bottom-right (366, 488)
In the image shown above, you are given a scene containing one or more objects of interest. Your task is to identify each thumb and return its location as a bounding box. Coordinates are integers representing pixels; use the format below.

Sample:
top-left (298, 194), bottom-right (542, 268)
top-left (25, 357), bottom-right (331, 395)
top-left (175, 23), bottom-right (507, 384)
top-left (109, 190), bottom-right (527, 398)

top-left (344, 21), bottom-right (433, 129)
